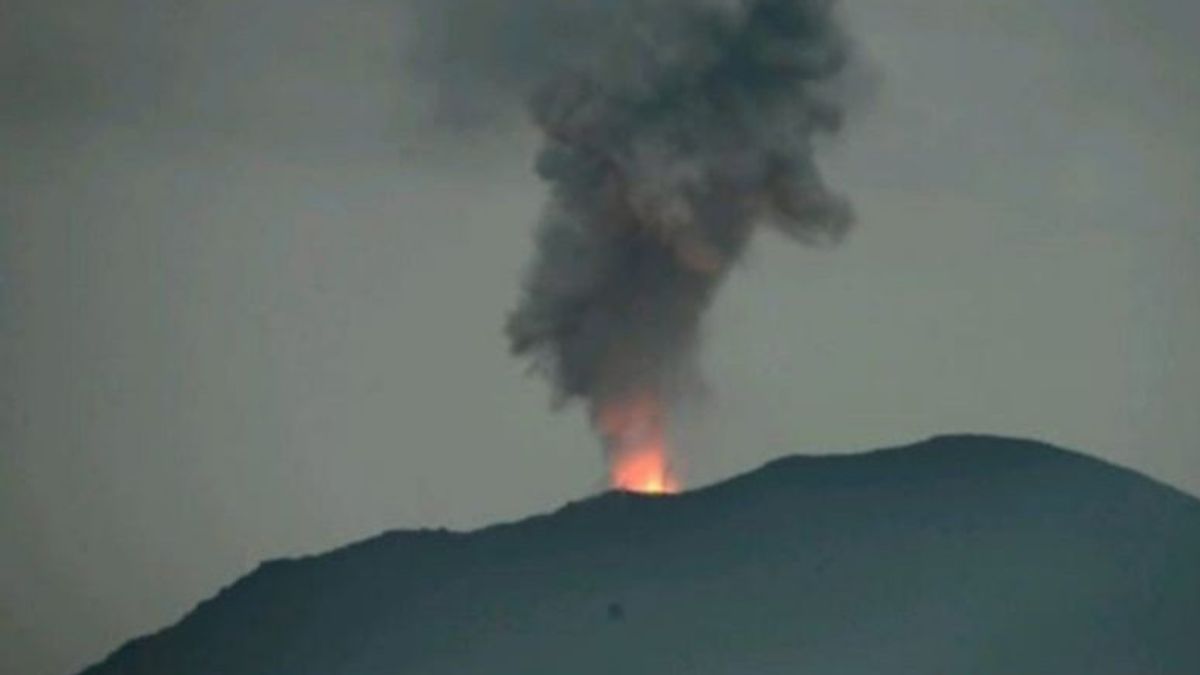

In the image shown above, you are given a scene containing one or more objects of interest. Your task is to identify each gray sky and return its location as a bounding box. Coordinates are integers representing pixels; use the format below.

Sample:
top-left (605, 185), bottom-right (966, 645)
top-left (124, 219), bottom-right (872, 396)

top-left (2, 2), bottom-right (1197, 675)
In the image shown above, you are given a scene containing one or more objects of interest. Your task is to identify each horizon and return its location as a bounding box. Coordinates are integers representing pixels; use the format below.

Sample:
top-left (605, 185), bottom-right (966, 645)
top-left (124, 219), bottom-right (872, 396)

top-left (79, 432), bottom-right (1200, 675)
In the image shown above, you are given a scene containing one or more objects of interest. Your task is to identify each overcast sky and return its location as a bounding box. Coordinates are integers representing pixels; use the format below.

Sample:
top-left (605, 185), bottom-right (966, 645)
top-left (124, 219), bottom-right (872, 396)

top-left (2, 1), bottom-right (1198, 674)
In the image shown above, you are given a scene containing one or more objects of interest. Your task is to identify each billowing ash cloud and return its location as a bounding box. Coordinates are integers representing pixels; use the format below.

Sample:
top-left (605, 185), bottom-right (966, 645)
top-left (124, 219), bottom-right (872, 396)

top-left (407, 0), bottom-right (856, 417)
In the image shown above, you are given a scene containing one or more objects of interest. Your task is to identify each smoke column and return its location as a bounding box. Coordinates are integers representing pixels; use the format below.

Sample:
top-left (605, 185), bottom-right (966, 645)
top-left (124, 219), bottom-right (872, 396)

top-left (408, 0), bottom-right (856, 488)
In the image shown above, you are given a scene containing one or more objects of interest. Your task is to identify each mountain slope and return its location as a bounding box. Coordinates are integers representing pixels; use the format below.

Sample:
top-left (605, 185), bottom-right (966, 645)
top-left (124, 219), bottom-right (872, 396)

top-left (81, 435), bottom-right (1200, 674)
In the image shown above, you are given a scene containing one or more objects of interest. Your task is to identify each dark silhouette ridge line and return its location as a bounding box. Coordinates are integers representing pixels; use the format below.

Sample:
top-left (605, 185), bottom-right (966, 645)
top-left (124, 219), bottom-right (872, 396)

top-left (79, 433), bottom-right (1200, 675)
top-left (346, 433), bottom-right (1196, 546)
top-left (209, 434), bottom-right (1195, 576)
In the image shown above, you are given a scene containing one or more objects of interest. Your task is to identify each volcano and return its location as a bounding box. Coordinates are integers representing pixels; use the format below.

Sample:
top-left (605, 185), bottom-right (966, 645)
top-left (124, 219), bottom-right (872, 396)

top-left (80, 435), bottom-right (1200, 674)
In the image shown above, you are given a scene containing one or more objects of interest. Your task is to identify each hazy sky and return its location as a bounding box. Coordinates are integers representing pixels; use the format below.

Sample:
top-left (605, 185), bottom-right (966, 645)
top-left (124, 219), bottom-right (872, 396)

top-left (2, 2), bottom-right (1198, 675)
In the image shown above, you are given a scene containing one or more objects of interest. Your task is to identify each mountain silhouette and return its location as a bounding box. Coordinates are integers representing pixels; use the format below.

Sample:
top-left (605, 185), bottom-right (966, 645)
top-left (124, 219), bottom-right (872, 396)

top-left (80, 435), bottom-right (1200, 674)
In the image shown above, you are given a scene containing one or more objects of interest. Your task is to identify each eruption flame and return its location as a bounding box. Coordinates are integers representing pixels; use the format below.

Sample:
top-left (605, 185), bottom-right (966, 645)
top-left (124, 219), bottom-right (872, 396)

top-left (596, 392), bottom-right (681, 495)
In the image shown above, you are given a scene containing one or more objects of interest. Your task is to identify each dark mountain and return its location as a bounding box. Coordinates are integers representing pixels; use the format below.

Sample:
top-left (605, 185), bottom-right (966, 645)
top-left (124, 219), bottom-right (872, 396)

top-left (81, 435), bottom-right (1200, 674)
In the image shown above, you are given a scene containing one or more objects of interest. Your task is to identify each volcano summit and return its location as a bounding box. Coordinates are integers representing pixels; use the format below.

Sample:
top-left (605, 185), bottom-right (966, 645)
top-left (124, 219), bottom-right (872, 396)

top-left (81, 436), bottom-right (1200, 675)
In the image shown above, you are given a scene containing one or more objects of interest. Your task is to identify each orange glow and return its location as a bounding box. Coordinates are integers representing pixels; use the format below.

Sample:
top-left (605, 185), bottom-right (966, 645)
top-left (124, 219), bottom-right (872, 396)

top-left (596, 392), bottom-right (682, 495)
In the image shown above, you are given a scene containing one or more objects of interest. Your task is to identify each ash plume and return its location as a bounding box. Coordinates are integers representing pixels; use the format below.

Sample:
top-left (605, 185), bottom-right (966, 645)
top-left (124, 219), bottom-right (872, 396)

top-left (408, 0), bottom-right (856, 418)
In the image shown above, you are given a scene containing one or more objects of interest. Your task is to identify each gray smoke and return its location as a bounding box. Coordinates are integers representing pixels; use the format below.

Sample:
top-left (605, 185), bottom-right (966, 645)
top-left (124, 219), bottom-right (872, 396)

top-left (408, 0), bottom-right (855, 420)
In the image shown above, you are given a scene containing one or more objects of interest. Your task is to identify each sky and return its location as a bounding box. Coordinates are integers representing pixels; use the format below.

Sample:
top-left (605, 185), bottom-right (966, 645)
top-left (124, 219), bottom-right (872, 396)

top-left (1, 1), bottom-right (1198, 674)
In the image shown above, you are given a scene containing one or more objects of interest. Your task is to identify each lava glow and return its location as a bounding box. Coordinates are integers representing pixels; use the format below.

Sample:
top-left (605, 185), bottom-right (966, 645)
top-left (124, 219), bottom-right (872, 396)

top-left (596, 392), bottom-right (682, 495)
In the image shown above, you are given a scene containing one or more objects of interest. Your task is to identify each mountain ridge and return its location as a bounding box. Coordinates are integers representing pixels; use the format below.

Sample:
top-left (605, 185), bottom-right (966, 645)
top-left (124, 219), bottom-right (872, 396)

top-left (81, 434), bottom-right (1200, 675)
